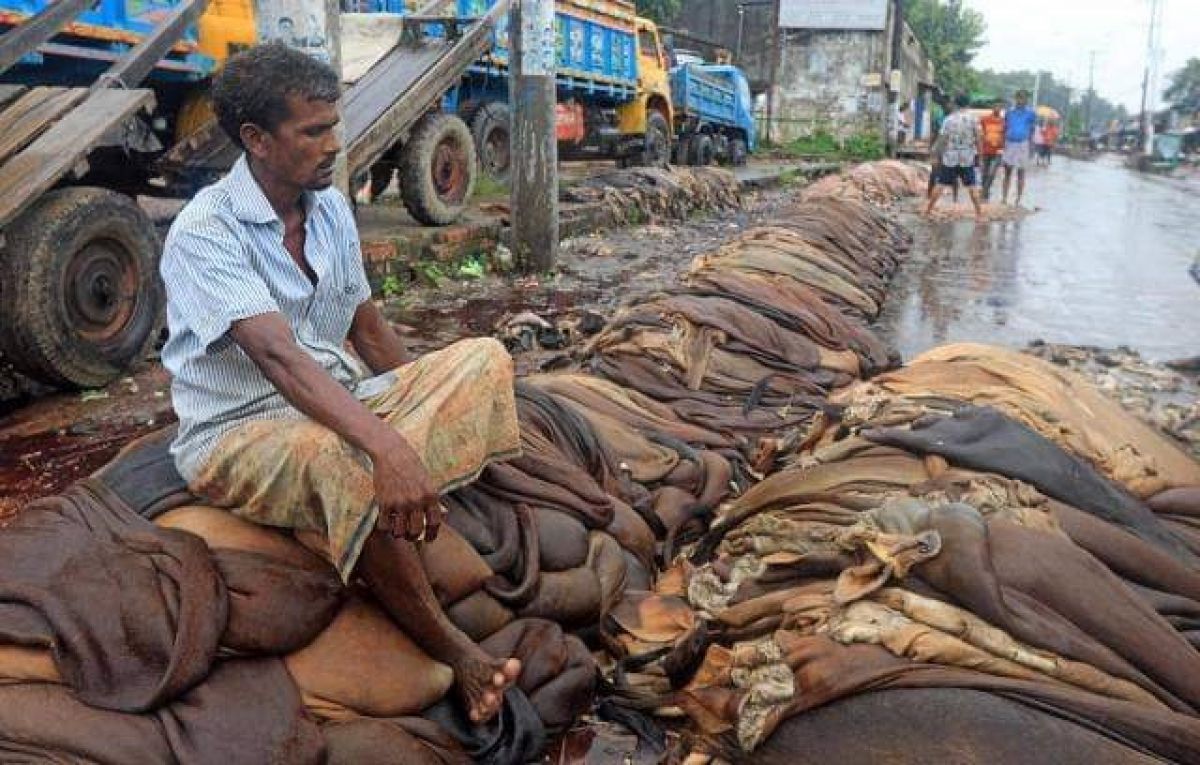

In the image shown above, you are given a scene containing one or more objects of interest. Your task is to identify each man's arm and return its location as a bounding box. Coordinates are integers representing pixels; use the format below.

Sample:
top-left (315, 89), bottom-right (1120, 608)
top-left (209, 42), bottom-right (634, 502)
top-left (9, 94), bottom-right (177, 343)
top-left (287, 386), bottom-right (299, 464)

top-left (349, 299), bottom-right (411, 373)
top-left (230, 312), bottom-right (440, 541)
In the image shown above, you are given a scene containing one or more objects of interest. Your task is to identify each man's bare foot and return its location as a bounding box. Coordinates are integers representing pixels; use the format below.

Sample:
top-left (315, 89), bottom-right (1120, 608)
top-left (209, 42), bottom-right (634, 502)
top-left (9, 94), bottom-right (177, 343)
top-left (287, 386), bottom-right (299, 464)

top-left (449, 648), bottom-right (522, 723)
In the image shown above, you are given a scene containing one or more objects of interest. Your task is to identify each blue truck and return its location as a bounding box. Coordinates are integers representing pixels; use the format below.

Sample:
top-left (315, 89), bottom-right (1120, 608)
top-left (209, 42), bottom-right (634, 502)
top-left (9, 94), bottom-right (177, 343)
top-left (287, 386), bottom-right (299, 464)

top-left (366, 0), bottom-right (756, 186)
top-left (361, 0), bottom-right (675, 189)
top-left (668, 61), bottom-right (755, 167)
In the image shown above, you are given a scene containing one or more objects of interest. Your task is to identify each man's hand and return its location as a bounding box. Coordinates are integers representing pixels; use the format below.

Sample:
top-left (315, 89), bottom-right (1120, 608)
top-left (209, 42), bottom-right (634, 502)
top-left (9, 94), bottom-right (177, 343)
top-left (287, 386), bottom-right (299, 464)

top-left (370, 429), bottom-right (441, 543)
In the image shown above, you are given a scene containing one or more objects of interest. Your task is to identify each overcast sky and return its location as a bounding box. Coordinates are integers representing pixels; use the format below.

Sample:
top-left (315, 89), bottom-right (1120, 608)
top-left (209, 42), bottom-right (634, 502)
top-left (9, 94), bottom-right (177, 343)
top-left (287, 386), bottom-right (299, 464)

top-left (962, 0), bottom-right (1197, 111)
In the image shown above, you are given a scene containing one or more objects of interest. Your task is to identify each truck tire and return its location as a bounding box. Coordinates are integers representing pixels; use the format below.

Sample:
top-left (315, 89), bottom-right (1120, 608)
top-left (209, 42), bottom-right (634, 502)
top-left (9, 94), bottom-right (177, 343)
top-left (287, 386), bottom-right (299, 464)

top-left (730, 137), bottom-right (749, 167)
top-left (691, 134), bottom-right (715, 166)
top-left (673, 136), bottom-right (692, 166)
top-left (470, 102), bottom-right (512, 184)
top-left (399, 113), bottom-right (478, 226)
top-left (0, 187), bottom-right (162, 388)
top-left (642, 110), bottom-right (672, 168)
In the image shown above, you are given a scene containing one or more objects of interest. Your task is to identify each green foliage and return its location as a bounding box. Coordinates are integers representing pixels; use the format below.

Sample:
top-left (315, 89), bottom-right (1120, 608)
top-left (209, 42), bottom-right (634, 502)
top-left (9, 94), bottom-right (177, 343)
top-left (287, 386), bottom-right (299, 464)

top-left (778, 129), bottom-right (884, 161)
top-left (457, 255), bottom-right (486, 279)
top-left (975, 69), bottom-right (1127, 134)
top-left (473, 174), bottom-right (509, 200)
top-left (783, 129), bottom-right (840, 157)
top-left (902, 0), bottom-right (986, 99)
top-left (1165, 57), bottom-right (1200, 112)
top-left (380, 275), bottom-right (403, 298)
top-left (637, 0), bottom-right (682, 24)
top-left (842, 131), bottom-right (885, 161)
top-left (416, 262), bottom-right (448, 288)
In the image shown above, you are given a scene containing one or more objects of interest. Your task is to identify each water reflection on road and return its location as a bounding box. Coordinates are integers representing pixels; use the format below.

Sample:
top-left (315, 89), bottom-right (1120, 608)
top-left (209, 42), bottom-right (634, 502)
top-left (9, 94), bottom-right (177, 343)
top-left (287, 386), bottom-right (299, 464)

top-left (877, 155), bottom-right (1200, 361)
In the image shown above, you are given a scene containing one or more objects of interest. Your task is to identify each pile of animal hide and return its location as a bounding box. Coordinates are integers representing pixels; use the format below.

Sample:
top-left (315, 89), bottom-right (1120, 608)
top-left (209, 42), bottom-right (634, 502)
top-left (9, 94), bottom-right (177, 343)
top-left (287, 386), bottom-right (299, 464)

top-left (560, 167), bottom-right (742, 226)
top-left (35, 160), bottom-right (1199, 764)
top-left (801, 160), bottom-right (927, 206)
top-left (1024, 341), bottom-right (1200, 461)
top-left (602, 344), bottom-right (1200, 764)
top-left (582, 193), bottom-right (907, 467)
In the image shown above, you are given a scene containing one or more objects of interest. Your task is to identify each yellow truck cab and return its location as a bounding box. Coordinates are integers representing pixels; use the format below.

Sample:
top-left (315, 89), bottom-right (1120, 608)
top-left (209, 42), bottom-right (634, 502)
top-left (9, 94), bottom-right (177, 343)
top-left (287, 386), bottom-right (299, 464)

top-left (615, 17), bottom-right (672, 165)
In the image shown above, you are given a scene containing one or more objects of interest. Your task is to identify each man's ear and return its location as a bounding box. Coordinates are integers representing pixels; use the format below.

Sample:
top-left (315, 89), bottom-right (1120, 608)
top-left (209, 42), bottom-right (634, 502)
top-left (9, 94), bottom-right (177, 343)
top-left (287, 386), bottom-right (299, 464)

top-left (240, 123), bottom-right (271, 159)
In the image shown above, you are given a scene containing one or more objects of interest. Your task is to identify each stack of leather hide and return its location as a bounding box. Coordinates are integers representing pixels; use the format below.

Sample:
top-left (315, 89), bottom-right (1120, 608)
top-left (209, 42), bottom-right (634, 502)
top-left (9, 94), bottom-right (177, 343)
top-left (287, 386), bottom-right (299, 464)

top-left (560, 166), bottom-right (742, 227)
top-left (801, 159), bottom-right (928, 206)
top-left (602, 348), bottom-right (1200, 764)
top-left (582, 186), bottom-right (910, 467)
top-left (0, 160), bottom-right (930, 763)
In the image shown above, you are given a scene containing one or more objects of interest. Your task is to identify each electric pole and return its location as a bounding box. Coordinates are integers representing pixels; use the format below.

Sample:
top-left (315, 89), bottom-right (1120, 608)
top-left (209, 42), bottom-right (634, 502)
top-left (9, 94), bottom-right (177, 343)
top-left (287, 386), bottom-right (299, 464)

top-left (509, 0), bottom-right (559, 272)
top-left (1140, 0), bottom-right (1165, 156)
top-left (1084, 50), bottom-right (1096, 139)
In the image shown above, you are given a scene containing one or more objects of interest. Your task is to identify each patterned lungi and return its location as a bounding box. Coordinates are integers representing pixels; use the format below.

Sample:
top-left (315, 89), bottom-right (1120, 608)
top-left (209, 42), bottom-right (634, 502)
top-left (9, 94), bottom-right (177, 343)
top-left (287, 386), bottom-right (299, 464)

top-left (189, 337), bottom-right (521, 581)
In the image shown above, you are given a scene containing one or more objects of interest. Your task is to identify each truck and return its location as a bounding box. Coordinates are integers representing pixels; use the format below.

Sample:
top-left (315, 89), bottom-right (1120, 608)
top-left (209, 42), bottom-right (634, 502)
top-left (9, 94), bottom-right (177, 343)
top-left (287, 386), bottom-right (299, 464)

top-left (364, 1), bottom-right (755, 185)
top-left (668, 61), bottom-right (755, 167)
top-left (0, 0), bottom-right (506, 390)
top-left (362, 0), bottom-right (673, 188)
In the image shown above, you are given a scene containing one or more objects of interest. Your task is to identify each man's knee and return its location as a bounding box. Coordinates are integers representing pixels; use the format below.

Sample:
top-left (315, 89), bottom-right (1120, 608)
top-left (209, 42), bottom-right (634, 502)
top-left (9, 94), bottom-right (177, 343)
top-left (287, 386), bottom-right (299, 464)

top-left (457, 337), bottom-right (513, 377)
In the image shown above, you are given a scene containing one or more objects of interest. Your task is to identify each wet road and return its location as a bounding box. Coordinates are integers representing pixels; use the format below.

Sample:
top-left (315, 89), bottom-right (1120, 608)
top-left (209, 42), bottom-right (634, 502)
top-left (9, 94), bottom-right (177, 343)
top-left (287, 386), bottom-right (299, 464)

top-left (877, 155), bottom-right (1200, 361)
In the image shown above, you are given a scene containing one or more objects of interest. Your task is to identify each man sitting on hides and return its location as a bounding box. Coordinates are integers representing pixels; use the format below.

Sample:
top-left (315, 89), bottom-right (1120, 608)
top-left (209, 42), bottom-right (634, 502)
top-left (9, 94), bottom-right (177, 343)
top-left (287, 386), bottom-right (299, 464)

top-left (160, 42), bottom-right (521, 723)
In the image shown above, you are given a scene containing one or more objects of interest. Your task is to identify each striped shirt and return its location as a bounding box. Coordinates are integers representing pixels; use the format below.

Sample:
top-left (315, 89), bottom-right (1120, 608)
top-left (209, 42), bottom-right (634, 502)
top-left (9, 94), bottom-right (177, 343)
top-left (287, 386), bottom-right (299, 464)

top-left (160, 155), bottom-right (372, 482)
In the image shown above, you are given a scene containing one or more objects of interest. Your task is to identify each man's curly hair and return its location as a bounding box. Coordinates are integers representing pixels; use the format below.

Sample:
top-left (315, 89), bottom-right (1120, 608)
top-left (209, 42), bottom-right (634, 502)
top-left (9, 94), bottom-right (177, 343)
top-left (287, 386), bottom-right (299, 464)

top-left (212, 41), bottom-right (340, 149)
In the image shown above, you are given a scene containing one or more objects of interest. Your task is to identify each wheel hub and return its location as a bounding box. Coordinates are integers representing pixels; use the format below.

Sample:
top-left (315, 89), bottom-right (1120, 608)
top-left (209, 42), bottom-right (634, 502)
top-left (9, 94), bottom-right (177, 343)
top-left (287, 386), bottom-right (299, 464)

top-left (65, 240), bottom-right (137, 344)
top-left (432, 137), bottom-right (469, 204)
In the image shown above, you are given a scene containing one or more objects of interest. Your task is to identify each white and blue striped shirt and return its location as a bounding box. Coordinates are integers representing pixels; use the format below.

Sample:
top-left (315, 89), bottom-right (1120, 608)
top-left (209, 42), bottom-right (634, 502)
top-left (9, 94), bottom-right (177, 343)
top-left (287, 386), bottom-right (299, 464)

top-left (160, 155), bottom-right (372, 482)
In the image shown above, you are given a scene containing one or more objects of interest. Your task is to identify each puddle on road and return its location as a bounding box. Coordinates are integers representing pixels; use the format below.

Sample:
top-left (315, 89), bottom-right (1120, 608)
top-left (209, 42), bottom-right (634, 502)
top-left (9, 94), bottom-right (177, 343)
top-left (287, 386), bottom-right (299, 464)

top-left (877, 155), bottom-right (1200, 362)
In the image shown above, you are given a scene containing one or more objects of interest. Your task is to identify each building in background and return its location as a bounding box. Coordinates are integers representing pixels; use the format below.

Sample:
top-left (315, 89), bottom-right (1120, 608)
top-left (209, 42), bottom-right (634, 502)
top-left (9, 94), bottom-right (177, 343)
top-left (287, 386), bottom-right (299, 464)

top-left (665, 0), bottom-right (934, 149)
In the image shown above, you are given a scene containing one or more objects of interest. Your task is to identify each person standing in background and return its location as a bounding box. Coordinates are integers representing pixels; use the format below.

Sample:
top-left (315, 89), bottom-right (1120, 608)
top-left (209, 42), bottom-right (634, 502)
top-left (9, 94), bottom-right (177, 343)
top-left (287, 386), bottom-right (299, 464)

top-left (925, 93), bottom-right (984, 220)
top-left (927, 94), bottom-right (948, 197)
top-left (1033, 120), bottom-right (1048, 166)
top-left (979, 99), bottom-right (1006, 200)
top-left (1001, 89), bottom-right (1036, 206)
top-left (1043, 120), bottom-right (1060, 165)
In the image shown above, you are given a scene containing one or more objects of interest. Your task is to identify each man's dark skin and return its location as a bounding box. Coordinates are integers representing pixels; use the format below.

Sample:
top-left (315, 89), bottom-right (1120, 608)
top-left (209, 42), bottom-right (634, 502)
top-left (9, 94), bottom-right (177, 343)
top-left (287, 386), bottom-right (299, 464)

top-left (226, 92), bottom-right (518, 723)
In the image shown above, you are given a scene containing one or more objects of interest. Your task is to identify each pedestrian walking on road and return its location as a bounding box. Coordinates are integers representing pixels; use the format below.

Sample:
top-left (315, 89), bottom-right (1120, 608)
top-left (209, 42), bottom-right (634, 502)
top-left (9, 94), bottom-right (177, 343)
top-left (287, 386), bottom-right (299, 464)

top-left (1002, 89), bottom-right (1036, 205)
top-left (1044, 121), bottom-right (1060, 165)
top-left (1033, 121), bottom-right (1048, 167)
top-left (980, 99), bottom-right (1006, 200)
top-left (925, 93), bottom-right (984, 220)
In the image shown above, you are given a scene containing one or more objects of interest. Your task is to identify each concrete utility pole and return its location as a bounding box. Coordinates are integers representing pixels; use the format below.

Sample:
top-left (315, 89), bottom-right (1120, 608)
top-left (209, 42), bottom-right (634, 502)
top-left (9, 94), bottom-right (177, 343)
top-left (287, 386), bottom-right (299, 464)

top-left (509, 0), bottom-right (559, 272)
top-left (252, 0), bottom-right (346, 190)
top-left (1140, 0), bottom-right (1165, 156)
top-left (1084, 50), bottom-right (1096, 138)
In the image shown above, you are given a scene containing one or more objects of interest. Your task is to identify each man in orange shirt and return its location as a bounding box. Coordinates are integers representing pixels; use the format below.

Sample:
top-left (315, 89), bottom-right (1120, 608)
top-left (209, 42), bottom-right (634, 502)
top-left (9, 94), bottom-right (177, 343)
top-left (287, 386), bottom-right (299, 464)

top-left (1043, 121), bottom-right (1060, 165)
top-left (979, 99), bottom-right (1006, 201)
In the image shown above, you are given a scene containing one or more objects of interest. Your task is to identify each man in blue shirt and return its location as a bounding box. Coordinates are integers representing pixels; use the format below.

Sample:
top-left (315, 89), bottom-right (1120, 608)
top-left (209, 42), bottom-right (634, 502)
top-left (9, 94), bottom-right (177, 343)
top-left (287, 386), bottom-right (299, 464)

top-left (1001, 89), bottom-right (1037, 206)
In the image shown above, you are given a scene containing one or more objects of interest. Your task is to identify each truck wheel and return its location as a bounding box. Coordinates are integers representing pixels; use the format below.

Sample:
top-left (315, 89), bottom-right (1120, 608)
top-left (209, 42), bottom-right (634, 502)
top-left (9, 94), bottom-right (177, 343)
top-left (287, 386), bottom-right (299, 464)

top-left (642, 110), bottom-right (672, 168)
top-left (731, 138), bottom-right (749, 167)
top-left (0, 187), bottom-right (162, 388)
top-left (673, 136), bottom-right (692, 166)
top-left (691, 134), bottom-right (715, 166)
top-left (400, 113), bottom-right (478, 226)
top-left (470, 102), bottom-right (511, 184)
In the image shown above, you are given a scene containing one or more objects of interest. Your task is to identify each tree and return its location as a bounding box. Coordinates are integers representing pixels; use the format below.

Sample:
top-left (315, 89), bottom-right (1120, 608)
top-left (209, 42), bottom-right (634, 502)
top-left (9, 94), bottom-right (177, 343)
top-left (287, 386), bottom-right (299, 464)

top-left (1164, 57), bottom-right (1200, 112)
top-left (637, 0), bottom-right (682, 25)
top-left (902, 0), bottom-right (986, 99)
top-left (975, 69), bottom-right (1126, 134)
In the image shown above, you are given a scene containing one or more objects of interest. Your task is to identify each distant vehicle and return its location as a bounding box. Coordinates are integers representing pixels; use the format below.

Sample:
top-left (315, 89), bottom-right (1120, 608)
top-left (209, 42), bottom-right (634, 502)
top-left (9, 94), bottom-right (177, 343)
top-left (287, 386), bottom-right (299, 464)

top-left (668, 62), bottom-right (755, 166)
top-left (361, 0), bottom-right (675, 186)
